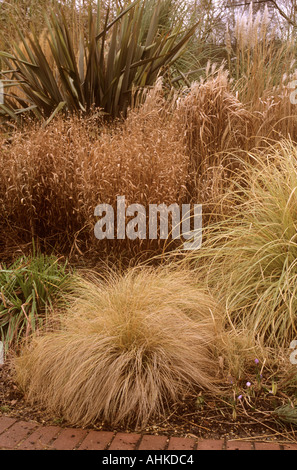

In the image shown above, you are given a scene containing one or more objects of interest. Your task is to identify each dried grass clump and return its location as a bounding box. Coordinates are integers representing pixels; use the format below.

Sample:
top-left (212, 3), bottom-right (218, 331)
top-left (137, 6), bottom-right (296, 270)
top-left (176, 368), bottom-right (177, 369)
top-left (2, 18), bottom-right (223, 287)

top-left (229, 3), bottom-right (294, 105)
top-left (226, 3), bottom-right (297, 143)
top-left (176, 66), bottom-right (253, 219)
top-left (254, 83), bottom-right (297, 146)
top-left (177, 67), bottom-right (253, 175)
top-left (14, 268), bottom-right (223, 428)
top-left (0, 82), bottom-right (189, 258)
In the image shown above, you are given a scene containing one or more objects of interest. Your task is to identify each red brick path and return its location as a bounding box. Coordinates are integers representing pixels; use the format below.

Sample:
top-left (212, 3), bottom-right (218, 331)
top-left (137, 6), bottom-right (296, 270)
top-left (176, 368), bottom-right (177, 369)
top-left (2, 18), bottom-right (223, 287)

top-left (0, 416), bottom-right (296, 450)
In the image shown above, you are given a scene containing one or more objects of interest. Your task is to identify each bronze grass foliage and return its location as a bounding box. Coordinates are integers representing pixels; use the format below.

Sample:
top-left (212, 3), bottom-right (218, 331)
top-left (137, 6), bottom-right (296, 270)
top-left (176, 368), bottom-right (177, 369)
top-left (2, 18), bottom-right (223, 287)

top-left (0, 83), bottom-right (189, 258)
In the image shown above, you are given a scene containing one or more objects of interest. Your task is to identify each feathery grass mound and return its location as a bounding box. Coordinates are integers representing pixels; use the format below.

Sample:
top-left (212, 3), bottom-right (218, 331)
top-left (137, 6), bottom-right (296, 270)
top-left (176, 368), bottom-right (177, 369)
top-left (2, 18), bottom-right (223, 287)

top-left (14, 268), bottom-right (222, 428)
top-left (187, 140), bottom-right (297, 348)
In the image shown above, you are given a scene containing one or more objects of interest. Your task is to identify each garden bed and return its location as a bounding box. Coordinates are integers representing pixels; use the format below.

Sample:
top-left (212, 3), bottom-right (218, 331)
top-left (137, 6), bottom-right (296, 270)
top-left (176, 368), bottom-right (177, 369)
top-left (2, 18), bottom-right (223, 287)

top-left (1, 361), bottom-right (296, 445)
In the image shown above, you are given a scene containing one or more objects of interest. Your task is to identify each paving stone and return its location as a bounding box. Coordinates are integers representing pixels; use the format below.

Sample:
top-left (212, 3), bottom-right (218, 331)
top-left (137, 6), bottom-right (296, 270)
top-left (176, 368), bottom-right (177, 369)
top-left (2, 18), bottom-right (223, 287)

top-left (50, 428), bottom-right (88, 450)
top-left (0, 417), bottom-right (17, 435)
top-left (167, 437), bottom-right (196, 451)
top-left (227, 440), bottom-right (253, 450)
top-left (0, 421), bottom-right (38, 449)
top-left (254, 442), bottom-right (281, 450)
top-left (109, 433), bottom-right (141, 450)
top-left (138, 435), bottom-right (168, 450)
top-left (197, 439), bottom-right (225, 450)
top-left (18, 425), bottom-right (61, 450)
top-left (78, 431), bottom-right (114, 450)
top-left (282, 443), bottom-right (297, 450)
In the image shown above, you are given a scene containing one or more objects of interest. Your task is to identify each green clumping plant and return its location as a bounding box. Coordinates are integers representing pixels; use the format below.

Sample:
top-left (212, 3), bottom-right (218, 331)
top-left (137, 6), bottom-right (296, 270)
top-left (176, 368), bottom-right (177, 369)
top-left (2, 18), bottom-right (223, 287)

top-left (0, 0), bottom-right (198, 124)
top-left (274, 403), bottom-right (297, 427)
top-left (0, 252), bottom-right (71, 349)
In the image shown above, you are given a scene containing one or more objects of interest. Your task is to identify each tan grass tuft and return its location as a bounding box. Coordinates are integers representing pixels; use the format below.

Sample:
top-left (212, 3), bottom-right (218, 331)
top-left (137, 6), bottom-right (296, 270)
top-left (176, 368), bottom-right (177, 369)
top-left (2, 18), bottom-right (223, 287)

top-left (14, 267), bottom-right (223, 428)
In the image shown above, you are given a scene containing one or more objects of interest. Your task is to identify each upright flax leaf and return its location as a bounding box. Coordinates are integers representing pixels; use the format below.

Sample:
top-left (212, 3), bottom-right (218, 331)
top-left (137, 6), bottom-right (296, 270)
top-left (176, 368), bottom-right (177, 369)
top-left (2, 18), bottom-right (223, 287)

top-left (0, 0), bottom-right (197, 122)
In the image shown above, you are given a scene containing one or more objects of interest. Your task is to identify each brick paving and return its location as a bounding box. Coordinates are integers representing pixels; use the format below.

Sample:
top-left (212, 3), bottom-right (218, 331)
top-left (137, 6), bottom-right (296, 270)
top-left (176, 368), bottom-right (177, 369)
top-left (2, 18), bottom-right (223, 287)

top-left (0, 416), bottom-right (296, 450)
